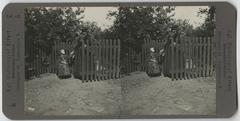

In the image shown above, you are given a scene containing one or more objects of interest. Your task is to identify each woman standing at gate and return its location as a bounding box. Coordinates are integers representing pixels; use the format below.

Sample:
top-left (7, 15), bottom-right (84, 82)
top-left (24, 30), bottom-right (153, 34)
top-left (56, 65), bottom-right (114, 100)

top-left (57, 49), bottom-right (71, 79)
top-left (147, 47), bottom-right (161, 77)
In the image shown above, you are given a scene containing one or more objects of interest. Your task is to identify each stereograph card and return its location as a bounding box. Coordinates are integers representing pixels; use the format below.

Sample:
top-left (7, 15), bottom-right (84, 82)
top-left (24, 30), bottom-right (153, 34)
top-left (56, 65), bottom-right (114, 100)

top-left (2, 2), bottom-right (237, 119)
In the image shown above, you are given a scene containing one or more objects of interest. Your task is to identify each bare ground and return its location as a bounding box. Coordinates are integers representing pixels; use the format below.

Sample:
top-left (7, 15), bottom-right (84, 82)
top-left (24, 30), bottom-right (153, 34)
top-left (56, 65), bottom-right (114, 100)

top-left (25, 72), bottom-right (216, 116)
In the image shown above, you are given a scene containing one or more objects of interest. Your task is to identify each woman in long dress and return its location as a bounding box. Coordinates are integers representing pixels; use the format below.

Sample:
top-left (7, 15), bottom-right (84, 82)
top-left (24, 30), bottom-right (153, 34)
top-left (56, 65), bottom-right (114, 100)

top-left (57, 49), bottom-right (71, 79)
top-left (147, 47), bottom-right (161, 77)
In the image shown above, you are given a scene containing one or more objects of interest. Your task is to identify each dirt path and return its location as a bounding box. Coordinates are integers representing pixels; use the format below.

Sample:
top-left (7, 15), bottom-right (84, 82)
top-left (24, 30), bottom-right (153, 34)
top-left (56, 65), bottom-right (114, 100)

top-left (121, 72), bottom-right (216, 115)
top-left (25, 74), bottom-right (121, 115)
top-left (25, 72), bottom-right (216, 116)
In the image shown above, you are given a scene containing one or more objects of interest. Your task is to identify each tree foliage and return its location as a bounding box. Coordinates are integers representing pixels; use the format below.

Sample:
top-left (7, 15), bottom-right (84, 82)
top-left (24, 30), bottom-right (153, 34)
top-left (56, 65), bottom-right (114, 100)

top-left (104, 6), bottom-right (194, 53)
top-left (25, 7), bottom-right (84, 62)
top-left (25, 7), bottom-right (103, 63)
top-left (193, 6), bottom-right (216, 36)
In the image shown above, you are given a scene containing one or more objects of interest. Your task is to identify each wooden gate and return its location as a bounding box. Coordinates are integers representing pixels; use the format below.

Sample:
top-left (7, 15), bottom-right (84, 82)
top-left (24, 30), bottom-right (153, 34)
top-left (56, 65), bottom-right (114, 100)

top-left (74, 39), bottom-right (121, 82)
top-left (121, 47), bottom-right (141, 74)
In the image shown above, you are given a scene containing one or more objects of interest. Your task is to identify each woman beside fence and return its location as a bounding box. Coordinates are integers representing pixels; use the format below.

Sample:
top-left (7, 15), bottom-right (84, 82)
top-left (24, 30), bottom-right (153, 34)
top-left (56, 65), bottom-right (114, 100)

top-left (57, 49), bottom-right (71, 79)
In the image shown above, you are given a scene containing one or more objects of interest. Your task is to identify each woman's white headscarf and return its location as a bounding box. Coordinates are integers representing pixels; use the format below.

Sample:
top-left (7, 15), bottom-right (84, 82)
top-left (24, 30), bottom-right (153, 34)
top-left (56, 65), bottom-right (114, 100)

top-left (150, 47), bottom-right (155, 52)
top-left (60, 49), bottom-right (65, 55)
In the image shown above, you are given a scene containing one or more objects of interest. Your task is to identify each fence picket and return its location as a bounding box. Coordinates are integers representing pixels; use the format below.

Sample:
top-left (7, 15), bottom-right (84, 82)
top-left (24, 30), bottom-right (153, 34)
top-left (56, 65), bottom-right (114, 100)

top-left (107, 39), bottom-right (111, 79)
top-left (96, 40), bottom-right (100, 80)
top-left (200, 37), bottom-right (204, 77)
top-left (99, 39), bottom-right (103, 80)
top-left (203, 37), bottom-right (207, 77)
top-left (171, 39), bottom-right (175, 80)
top-left (183, 37), bottom-right (187, 79)
top-left (206, 37), bottom-right (210, 76)
top-left (210, 37), bottom-right (214, 75)
top-left (91, 39), bottom-right (95, 81)
top-left (117, 39), bottom-right (120, 78)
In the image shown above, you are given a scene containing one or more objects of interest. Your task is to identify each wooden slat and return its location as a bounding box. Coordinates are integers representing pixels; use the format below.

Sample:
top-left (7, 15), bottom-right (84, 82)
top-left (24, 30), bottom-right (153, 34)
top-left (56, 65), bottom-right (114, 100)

top-left (96, 40), bottom-right (100, 80)
top-left (198, 37), bottom-right (201, 77)
top-left (101, 39), bottom-right (104, 80)
top-left (89, 39), bottom-right (93, 81)
top-left (180, 38), bottom-right (184, 80)
top-left (190, 37), bottom-right (194, 79)
top-left (50, 48), bottom-right (53, 73)
top-left (194, 37), bottom-right (198, 77)
top-left (210, 37), bottom-right (214, 75)
top-left (185, 38), bottom-right (188, 79)
top-left (94, 39), bottom-right (97, 81)
top-left (56, 40), bottom-right (60, 75)
top-left (179, 38), bottom-right (183, 80)
top-left (201, 37), bottom-right (204, 77)
top-left (200, 37), bottom-right (203, 77)
top-left (141, 41), bottom-right (144, 71)
top-left (103, 39), bottom-right (106, 79)
top-left (91, 39), bottom-right (95, 81)
top-left (90, 39), bottom-right (94, 81)
top-left (203, 37), bottom-right (207, 77)
top-left (99, 39), bottom-right (103, 80)
top-left (199, 37), bottom-right (203, 77)
top-left (117, 39), bottom-right (120, 78)
top-left (147, 39), bottom-right (150, 74)
top-left (128, 48), bottom-right (131, 73)
top-left (186, 37), bottom-right (190, 79)
top-left (107, 39), bottom-right (111, 79)
top-left (81, 40), bottom-right (85, 81)
top-left (53, 41), bottom-right (56, 74)
top-left (175, 38), bottom-right (180, 80)
top-left (131, 48), bottom-right (134, 72)
top-left (74, 43), bottom-right (77, 78)
top-left (109, 39), bottom-right (113, 79)
top-left (196, 37), bottom-right (200, 78)
top-left (206, 37), bottom-right (211, 76)
top-left (79, 41), bottom-right (82, 80)
top-left (128, 48), bottom-right (130, 73)
top-left (145, 40), bottom-right (147, 74)
top-left (171, 39), bottom-right (175, 80)
top-left (192, 37), bottom-right (196, 78)
top-left (40, 50), bottom-right (42, 74)
top-left (105, 39), bottom-right (109, 80)
top-left (112, 39), bottom-right (117, 78)
top-left (86, 39), bottom-right (90, 82)
top-left (129, 48), bottom-right (131, 73)
top-left (202, 37), bottom-right (206, 77)
top-left (145, 40), bottom-right (147, 73)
